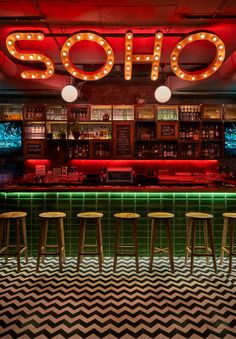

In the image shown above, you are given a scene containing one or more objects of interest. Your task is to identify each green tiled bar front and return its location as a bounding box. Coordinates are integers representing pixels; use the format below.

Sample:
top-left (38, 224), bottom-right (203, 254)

top-left (0, 191), bottom-right (234, 257)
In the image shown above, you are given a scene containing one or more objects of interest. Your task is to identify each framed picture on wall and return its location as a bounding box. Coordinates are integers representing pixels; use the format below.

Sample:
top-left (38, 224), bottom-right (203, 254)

top-left (157, 121), bottom-right (178, 140)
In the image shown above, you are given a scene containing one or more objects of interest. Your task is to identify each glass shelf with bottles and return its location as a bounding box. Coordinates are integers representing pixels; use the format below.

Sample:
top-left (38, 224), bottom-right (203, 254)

top-left (46, 121), bottom-right (67, 140)
top-left (201, 141), bottom-right (221, 159)
top-left (135, 121), bottom-right (156, 140)
top-left (201, 122), bottom-right (223, 141)
top-left (46, 105), bottom-right (68, 121)
top-left (23, 105), bottom-right (46, 120)
top-left (68, 141), bottom-right (89, 159)
top-left (136, 141), bottom-right (178, 159)
top-left (90, 105), bottom-right (112, 121)
top-left (68, 122), bottom-right (112, 140)
top-left (179, 143), bottom-right (200, 159)
top-left (24, 122), bottom-right (45, 140)
top-left (68, 104), bottom-right (90, 121)
top-left (113, 105), bottom-right (134, 121)
top-left (91, 140), bottom-right (111, 159)
top-left (179, 122), bottom-right (200, 142)
top-left (0, 104), bottom-right (23, 121)
top-left (179, 105), bottom-right (201, 121)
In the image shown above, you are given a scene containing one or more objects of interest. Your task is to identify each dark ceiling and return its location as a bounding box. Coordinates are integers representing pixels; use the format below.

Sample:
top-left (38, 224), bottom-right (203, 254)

top-left (0, 0), bottom-right (236, 97)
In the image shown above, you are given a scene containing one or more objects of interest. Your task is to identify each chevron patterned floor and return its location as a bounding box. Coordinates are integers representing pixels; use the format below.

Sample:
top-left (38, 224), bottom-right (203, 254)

top-left (0, 257), bottom-right (235, 339)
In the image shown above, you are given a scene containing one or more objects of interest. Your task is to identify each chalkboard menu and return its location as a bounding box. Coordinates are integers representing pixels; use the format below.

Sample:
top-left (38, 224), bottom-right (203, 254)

top-left (24, 141), bottom-right (44, 158)
top-left (113, 122), bottom-right (134, 158)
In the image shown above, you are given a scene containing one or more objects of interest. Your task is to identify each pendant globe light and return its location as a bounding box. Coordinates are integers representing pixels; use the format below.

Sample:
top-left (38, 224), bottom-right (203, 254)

top-left (61, 76), bottom-right (78, 102)
top-left (154, 64), bottom-right (171, 103)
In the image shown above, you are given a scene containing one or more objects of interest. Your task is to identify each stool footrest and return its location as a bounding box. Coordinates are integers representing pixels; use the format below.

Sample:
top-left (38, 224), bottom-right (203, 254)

top-left (154, 247), bottom-right (169, 253)
top-left (115, 253), bottom-right (137, 256)
top-left (38, 252), bottom-right (61, 256)
top-left (78, 252), bottom-right (99, 255)
top-left (192, 253), bottom-right (213, 257)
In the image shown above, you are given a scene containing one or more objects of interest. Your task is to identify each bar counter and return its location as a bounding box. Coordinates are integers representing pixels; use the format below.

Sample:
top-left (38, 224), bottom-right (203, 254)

top-left (1, 185), bottom-right (236, 258)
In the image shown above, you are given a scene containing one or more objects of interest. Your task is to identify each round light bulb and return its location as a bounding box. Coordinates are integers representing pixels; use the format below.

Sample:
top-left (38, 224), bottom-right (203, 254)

top-left (154, 86), bottom-right (171, 103)
top-left (61, 85), bottom-right (78, 103)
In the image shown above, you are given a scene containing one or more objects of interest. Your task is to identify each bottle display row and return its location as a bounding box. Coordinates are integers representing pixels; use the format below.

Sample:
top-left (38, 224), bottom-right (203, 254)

top-left (1, 103), bottom-right (236, 160)
top-left (19, 103), bottom-right (236, 122)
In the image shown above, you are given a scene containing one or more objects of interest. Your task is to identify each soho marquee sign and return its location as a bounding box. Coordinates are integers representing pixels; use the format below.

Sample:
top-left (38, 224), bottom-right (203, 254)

top-left (6, 30), bottom-right (225, 82)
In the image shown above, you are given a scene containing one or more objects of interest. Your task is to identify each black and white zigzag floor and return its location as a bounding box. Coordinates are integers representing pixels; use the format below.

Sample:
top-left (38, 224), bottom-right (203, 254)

top-left (0, 257), bottom-right (235, 339)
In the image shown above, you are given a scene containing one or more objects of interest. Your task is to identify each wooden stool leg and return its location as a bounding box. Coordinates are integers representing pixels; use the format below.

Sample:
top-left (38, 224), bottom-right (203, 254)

top-left (36, 221), bottom-right (46, 272)
top-left (96, 219), bottom-right (103, 273)
top-left (207, 219), bottom-right (217, 274)
top-left (166, 219), bottom-right (174, 273)
top-left (132, 219), bottom-right (139, 273)
top-left (229, 220), bottom-right (234, 274)
top-left (22, 216), bottom-right (28, 264)
top-left (57, 219), bottom-right (63, 273)
top-left (41, 220), bottom-right (48, 264)
top-left (204, 220), bottom-right (209, 265)
top-left (185, 218), bottom-right (192, 264)
top-left (220, 217), bottom-right (228, 264)
top-left (0, 220), bottom-right (7, 264)
top-left (5, 220), bottom-right (10, 264)
top-left (113, 219), bottom-right (121, 272)
top-left (16, 218), bottom-right (21, 273)
top-left (149, 219), bottom-right (157, 272)
top-left (98, 219), bottom-right (104, 263)
top-left (77, 219), bottom-right (86, 272)
top-left (190, 220), bottom-right (196, 274)
top-left (59, 218), bottom-right (66, 264)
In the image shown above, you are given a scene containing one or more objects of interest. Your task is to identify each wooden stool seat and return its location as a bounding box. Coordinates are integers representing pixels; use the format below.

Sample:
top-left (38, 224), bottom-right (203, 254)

top-left (77, 212), bottom-right (103, 272)
top-left (0, 211), bottom-right (27, 219)
top-left (113, 212), bottom-right (140, 272)
top-left (148, 212), bottom-right (174, 219)
top-left (39, 212), bottom-right (66, 219)
top-left (36, 211), bottom-right (66, 273)
top-left (0, 211), bottom-right (28, 272)
top-left (114, 212), bottom-right (140, 219)
top-left (148, 212), bottom-right (174, 273)
top-left (220, 212), bottom-right (236, 273)
top-left (77, 212), bottom-right (103, 219)
top-left (185, 212), bottom-right (217, 274)
top-left (185, 212), bottom-right (213, 219)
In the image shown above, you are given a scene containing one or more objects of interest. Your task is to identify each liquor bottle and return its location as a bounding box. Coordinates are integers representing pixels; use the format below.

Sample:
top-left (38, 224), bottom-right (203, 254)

top-left (209, 125), bottom-right (214, 140)
top-left (215, 125), bottom-right (219, 139)
top-left (201, 126), bottom-right (205, 140)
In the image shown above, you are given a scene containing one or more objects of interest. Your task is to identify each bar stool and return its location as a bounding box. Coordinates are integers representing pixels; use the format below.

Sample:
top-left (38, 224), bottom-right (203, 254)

top-left (77, 212), bottom-right (103, 273)
top-left (220, 212), bottom-right (236, 273)
top-left (113, 212), bottom-right (140, 273)
top-left (36, 212), bottom-right (66, 273)
top-left (148, 212), bottom-right (175, 273)
top-left (0, 211), bottom-right (28, 272)
top-left (185, 212), bottom-right (217, 274)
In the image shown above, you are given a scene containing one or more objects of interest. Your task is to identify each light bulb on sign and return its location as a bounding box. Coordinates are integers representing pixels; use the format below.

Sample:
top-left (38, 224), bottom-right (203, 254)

top-left (61, 85), bottom-right (78, 102)
top-left (154, 86), bottom-right (171, 103)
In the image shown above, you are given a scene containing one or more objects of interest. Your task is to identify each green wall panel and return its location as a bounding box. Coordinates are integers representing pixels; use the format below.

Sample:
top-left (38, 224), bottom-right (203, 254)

top-left (0, 191), bottom-right (235, 257)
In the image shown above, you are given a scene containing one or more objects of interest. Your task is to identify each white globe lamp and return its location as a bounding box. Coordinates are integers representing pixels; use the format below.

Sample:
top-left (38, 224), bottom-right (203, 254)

top-left (154, 85), bottom-right (171, 103)
top-left (61, 85), bottom-right (78, 102)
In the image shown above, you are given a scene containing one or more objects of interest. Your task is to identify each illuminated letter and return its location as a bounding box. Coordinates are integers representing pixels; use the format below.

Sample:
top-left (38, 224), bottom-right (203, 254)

top-left (61, 32), bottom-right (114, 81)
top-left (171, 32), bottom-right (225, 81)
top-left (6, 32), bottom-right (54, 79)
top-left (124, 31), bottom-right (163, 80)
